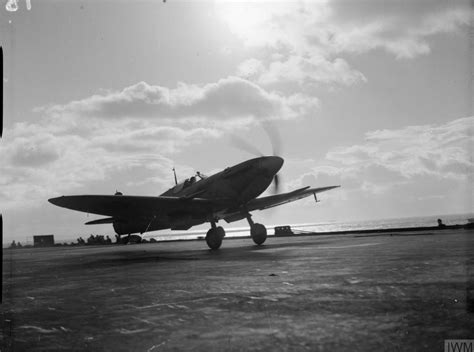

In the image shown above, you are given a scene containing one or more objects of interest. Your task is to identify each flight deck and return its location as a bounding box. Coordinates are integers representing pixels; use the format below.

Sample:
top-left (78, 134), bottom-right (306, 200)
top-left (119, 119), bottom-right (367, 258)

top-left (2, 228), bottom-right (473, 351)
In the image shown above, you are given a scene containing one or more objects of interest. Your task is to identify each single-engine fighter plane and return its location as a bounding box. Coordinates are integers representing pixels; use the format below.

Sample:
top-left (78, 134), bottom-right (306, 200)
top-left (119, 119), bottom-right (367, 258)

top-left (48, 156), bottom-right (339, 249)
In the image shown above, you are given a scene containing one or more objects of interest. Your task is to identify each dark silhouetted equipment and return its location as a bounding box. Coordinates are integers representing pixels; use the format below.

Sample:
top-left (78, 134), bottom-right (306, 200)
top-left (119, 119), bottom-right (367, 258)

top-left (34, 235), bottom-right (55, 247)
top-left (274, 226), bottom-right (294, 236)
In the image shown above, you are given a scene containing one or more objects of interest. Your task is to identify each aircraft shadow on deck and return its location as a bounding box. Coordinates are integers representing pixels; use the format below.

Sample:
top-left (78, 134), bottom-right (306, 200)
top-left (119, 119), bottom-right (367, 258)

top-left (56, 239), bottom-right (332, 271)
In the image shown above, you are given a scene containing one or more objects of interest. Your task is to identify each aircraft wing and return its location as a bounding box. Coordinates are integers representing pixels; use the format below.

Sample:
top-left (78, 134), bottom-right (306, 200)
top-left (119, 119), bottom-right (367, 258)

top-left (48, 195), bottom-right (231, 219)
top-left (246, 186), bottom-right (340, 212)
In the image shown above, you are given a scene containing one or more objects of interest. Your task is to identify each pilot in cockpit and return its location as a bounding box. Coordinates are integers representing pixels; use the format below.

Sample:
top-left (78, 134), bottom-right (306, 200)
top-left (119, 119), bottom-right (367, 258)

top-left (183, 176), bottom-right (196, 188)
top-left (196, 171), bottom-right (206, 179)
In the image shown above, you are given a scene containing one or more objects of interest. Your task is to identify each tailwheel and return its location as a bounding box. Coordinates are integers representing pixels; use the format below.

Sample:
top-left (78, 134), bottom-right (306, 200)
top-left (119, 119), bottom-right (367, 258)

top-left (206, 226), bottom-right (225, 250)
top-left (251, 223), bottom-right (267, 245)
top-left (121, 234), bottom-right (142, 244)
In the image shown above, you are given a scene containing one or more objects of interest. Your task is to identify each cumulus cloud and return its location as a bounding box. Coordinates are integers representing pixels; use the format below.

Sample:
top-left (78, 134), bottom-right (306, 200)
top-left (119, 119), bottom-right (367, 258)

top-left (2, 75), bottom-right (322, 210)
top-left (10, 138), bottom-right (60, 167)
top-left (91, 126), bottom-right (221, 154)
top-left (240, 56), bottom-right (366, 86)
top-left (0, 120), bottom-right (218, 210)
top-left (279, 116), bottom-right (473, 216)
top-left (39, 77), bottom-right (318, 122)
top-left (220, 1), bottom-right (470, 85)
top-left (236, 58), bottom-right (266, 80)
top-left (324, 7), bottom-right (471, 59)
top-left (289, 116), bottom-right (474, 213)
top-left (327, 117), bottom-right (473, 180)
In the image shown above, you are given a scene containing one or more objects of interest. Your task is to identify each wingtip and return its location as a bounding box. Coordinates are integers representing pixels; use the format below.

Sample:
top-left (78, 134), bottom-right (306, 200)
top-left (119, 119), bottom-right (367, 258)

top-left (48, 196), bottom-right (63, 206)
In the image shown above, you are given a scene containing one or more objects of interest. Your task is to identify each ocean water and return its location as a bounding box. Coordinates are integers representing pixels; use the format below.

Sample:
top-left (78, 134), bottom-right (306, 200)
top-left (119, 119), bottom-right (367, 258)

top-left (288, 213), bottom-right (473, 233)
top-left (145, 213), bottom-right (473, 242)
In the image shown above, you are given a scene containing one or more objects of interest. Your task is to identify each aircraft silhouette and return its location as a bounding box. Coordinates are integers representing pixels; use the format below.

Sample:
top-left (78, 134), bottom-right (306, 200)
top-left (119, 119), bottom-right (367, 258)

top-left (48, 156), bottom-right (339, 249)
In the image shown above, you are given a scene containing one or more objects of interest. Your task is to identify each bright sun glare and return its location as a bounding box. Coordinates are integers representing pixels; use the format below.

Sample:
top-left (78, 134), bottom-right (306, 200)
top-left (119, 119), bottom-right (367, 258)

top-left (216, 2), bottom-right (273, 42)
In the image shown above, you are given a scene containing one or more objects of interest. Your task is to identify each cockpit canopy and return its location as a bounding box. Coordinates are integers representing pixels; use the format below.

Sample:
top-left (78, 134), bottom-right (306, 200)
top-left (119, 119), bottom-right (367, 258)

top-left (168, 172), bottom-right (207, 194)
top-left (183, 171), bottom-right (206, 186)
top-left (183, 176), bottom-right (197, 188)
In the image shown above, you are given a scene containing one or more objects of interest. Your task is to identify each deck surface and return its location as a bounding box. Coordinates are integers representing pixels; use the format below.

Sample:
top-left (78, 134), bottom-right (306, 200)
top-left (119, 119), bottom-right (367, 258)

top-left (2, 229), bottom-right (473, 351)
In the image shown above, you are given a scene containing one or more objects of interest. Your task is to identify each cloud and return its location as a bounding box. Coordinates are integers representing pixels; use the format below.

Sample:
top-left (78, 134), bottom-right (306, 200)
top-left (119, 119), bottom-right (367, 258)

top-left (9, 136), bottom-right (60, 167)
top-left (91, 126), bottom-right (221, 154)
top-left (0, 121), bottom-right (218, 210)
top-left (220, 1), bottom-right (470, 85)
top-left (325, 7), bottom-right (470, 59)
top-left (39, 77), bottom-right (318, 122)
top-left (239, 56), bottom-right (366, 86)
top-left (2, 75), bottom-right (322, 211)
top-left (327, 116), bottom-right (474, 180)
top-left (236, 58), bottom-right (266, 80)
top-left (279, 116), bottom-right (473, 216)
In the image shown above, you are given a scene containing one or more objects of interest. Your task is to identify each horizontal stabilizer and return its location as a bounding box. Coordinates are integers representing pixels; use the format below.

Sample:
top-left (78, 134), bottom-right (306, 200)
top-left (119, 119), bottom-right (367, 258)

top-left (85, 217), bottom-right (115, 225)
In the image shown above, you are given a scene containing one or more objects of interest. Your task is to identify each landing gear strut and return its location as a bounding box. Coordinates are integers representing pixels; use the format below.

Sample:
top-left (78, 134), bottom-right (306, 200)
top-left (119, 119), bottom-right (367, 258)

top-left (206, 220), bottom-right (225, 250)
top-left (246, 214), bottom-right (267, 246)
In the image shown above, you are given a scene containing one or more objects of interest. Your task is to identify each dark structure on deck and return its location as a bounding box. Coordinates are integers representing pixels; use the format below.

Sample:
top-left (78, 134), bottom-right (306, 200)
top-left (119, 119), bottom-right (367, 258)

top-left (33, 235), bottom-right (55, 247)
top-left (274, 226), bottom-right (294, 236)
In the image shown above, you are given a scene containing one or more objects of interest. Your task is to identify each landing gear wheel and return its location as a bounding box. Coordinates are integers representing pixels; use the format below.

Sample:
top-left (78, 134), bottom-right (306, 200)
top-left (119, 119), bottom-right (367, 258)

top-left (251, 223), bottom-right (267, 245)
top-left (206, 226), bottom-right (224, 250)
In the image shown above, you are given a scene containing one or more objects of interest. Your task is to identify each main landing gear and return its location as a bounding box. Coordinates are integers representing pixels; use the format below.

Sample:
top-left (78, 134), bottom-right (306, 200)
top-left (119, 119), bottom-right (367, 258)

top-left (246, 214), bottom-right (267, 246)
top-left (205, 214), bottom-right (267, 250)
top-left (206, 222), bottom-right (225, 250)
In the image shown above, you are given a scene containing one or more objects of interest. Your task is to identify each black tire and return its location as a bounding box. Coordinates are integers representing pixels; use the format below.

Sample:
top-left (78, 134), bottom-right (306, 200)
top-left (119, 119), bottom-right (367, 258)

top-left (251, 223), bottom-right (267, 245)
top-left (206, 227), bottom-right (223, 250)
top-left (216, 226), bottom-right (225, 239)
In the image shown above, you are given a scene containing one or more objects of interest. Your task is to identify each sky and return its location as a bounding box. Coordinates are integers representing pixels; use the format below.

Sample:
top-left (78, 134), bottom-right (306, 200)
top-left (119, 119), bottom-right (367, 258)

top-left (0, 0), bottom-right (473, 244)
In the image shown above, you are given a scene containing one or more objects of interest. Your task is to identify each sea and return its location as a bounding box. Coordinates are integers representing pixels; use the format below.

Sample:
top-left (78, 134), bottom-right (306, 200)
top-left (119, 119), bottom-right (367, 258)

top-left (144, 213), bottom-right (474, 242)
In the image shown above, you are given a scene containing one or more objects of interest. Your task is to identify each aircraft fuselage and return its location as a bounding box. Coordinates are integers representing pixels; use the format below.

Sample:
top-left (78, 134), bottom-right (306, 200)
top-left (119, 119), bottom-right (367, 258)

top-left (113, 156), bottom-right (283, 234)
top-left (161, 156), bottom-right (283, 203)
